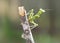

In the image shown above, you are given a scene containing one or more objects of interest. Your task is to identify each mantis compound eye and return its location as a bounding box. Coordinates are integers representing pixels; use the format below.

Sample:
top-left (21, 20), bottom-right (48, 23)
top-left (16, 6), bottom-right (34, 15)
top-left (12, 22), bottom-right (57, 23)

top-left (18, 6), bottom-right (25, 16)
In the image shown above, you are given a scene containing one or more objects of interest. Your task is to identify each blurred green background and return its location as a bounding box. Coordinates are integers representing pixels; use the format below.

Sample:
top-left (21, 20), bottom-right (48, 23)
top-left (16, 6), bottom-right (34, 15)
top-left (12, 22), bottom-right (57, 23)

top-left (0, 0), bottom-right (60, 43)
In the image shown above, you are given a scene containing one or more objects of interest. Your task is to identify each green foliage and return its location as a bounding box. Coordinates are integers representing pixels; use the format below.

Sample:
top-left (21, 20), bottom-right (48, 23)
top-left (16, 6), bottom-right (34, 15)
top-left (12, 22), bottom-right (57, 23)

top-left (28, 8), bottom-right (45, 26)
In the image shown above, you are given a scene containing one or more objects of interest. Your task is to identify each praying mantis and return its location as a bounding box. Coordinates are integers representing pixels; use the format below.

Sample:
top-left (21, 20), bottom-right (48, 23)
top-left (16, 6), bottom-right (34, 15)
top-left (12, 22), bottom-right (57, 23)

top-left (28, 8), bottom-right (45, 29)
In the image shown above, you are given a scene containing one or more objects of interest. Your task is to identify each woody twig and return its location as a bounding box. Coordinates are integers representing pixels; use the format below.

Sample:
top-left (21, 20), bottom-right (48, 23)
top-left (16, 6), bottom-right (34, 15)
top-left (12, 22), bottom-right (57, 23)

top-left (18, 6), bottom-right (35, 43)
